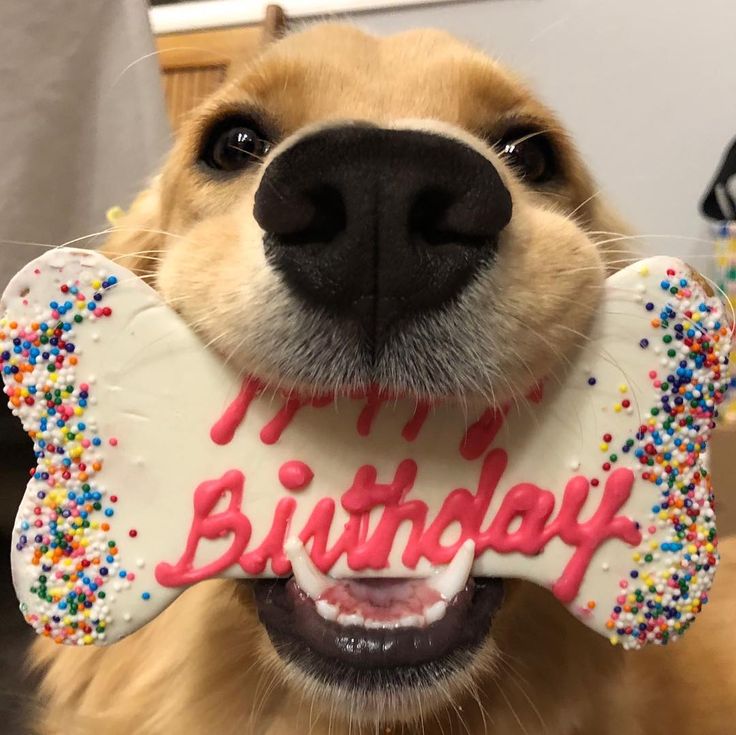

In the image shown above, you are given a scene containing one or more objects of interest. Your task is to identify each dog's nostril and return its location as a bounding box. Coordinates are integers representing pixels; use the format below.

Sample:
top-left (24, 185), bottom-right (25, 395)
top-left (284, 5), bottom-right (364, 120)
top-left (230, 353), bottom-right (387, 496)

top-left (409, 189), bottom-right (483, 248)
top-left (277, 185), bottom-right (347, 246)
top-left (255, 180), bottom-right (346, 240)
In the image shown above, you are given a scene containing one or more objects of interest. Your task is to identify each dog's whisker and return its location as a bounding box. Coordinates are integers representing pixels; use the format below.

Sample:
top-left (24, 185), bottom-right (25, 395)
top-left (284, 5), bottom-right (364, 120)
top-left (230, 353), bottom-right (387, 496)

top-left (0, 238), bottom-right (58, 250)
top-left (505, 313), bottom-right (592, 439)
top-left (446, 686), bottom-right (473, 735)
top-left (107, 253), bottom-right (166, 264)
top-left (467, 683), bottom-right (490, 735)
top-left (497, 654), bottom-right (550, 734)
top-left (112, 46), bottom-right (226, 86)
top-left (555, 324), bottom-right (646, 427)
top-left (0, 225), bottom-right (189, 255)
top-left (592, 232), bottom-right (721, 249)
top-left (432, 710), bottom-right (450, 735)
top-left (327, 693), bottom-right (336, 735)
top-left (492, 125), bottom-right (566, 150)
top-left (494, 677), bottom-right (531, 735)
top-left (566, 188), bottom-right (604, 221)
top-left (696, 271), bottom-right (736, 326)
top-left (0, 229), bottom-right (112, 251)
top-left (308, 683), bottom-right (320, 735)
top-left (231, 144), bottom-right (270, 163)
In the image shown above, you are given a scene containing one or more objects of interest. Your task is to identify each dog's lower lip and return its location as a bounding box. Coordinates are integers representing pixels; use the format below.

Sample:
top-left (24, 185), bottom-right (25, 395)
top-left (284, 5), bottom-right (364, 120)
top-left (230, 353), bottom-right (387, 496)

top-left (252, 576), bottom-right (504, 671)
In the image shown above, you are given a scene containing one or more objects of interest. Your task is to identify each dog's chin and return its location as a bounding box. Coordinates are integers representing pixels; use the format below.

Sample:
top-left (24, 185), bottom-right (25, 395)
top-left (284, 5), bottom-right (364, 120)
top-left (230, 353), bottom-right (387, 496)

top-left (250, 576), bottom-right (504, 724)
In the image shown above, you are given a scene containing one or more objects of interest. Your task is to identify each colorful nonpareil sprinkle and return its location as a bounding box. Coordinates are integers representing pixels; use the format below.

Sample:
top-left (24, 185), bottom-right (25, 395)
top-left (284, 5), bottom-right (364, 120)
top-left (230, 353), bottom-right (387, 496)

top-left (0, 270), bottom-right (148, 645)
top-left (601, 266), bottom-right (730, 648)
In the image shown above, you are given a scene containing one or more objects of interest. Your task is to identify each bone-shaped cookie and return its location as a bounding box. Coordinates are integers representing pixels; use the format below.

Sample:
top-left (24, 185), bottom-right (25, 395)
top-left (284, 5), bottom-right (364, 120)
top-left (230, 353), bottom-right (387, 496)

top-left (0, 248), bottom-right (731, 650)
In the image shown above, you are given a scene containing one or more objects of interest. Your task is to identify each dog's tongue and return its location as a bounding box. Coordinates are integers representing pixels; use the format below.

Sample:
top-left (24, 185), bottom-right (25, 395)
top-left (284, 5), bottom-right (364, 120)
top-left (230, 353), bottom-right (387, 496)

top-left (0, 248), bottom-right (732, 651)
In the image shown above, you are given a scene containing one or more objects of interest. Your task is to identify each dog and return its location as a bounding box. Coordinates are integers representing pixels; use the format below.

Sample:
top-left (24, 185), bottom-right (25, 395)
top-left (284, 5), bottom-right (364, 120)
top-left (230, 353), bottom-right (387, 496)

top-left (30, 23), bottom-right (736, 735)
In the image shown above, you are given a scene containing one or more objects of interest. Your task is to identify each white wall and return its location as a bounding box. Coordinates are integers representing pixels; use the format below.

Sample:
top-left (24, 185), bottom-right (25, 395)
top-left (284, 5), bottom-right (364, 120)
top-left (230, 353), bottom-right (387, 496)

top-left (348, 0), bottom-right (736, 268)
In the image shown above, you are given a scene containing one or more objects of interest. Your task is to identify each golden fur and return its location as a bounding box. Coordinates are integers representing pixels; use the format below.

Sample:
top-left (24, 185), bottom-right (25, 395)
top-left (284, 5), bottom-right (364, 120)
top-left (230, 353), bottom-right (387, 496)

top-left (30, 24), bottom-right (736, 734)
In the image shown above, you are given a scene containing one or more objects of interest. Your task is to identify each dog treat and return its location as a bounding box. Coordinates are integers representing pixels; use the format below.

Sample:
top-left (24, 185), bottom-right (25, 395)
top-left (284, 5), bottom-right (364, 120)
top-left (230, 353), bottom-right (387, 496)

top-left (0, 248), bottom-right (731, 650)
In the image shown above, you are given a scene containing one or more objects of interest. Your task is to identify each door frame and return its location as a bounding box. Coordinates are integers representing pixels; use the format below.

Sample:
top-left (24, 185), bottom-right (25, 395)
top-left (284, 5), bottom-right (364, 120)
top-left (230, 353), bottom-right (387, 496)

top-left (150, 0), bottom-right (451, 34)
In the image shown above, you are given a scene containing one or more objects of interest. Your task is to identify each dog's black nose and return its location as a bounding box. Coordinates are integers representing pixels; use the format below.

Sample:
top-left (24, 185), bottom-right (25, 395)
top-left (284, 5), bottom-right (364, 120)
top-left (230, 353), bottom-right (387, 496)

top-left (254, 125), bottom-right (512, 348)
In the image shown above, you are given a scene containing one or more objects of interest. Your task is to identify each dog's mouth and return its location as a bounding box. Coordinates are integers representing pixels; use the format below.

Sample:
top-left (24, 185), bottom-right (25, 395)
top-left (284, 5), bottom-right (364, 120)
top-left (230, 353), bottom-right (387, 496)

top-left (252, 540), bottom-right (505, 685)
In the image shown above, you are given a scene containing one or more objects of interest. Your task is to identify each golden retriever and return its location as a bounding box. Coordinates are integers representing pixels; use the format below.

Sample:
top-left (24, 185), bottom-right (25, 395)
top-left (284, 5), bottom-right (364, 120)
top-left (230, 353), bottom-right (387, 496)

top-left (30, 23), bottom-right (736, 735)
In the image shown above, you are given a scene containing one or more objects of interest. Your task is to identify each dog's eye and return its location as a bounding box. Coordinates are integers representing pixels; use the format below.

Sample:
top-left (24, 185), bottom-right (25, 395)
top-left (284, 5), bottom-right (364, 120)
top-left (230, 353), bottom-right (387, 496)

top-left (199, 118), bottom-right (272, 173)
top-left (495, 130), bottom-right (556, 184)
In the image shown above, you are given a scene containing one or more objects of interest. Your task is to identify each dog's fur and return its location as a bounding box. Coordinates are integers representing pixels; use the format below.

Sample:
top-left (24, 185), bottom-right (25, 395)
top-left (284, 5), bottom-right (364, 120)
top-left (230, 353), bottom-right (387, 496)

top-left (31, 25), bottom-right (736, 734)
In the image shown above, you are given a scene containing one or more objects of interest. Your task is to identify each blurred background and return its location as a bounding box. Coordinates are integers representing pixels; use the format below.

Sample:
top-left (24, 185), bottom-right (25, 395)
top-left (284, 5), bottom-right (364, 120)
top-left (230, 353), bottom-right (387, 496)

top-left (1, 0), bottom-right (735, 731)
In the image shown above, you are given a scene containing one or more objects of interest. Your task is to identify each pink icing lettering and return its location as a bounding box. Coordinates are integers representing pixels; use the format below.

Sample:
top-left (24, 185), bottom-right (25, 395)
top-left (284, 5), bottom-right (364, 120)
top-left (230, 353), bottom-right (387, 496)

top-left (260, 394), bottom-right (332, 445)
top-left (401, 402), bottom-right (430, 442)
top-left (460, 406), bottom-right (510, 460)
top-left (213, 380), bottom-right (439, 447)
top-left (240, 497), bottom-right (296, 575)
top-left (479, 480), bottom-right (556, 555)
top-left (156, 462), bottom-right (640, 605)
top-left (298, 498), bottom-right (364, 571)
top-left (341, 461), bottom-right (427, 569)
top-left (278, 461), bottom-right (314, 491)
top-left (528, 383), bottom-right (544, 403)
top-left (155, 469), bottom-right (251, 586)
top-left (158, 377), bottom-right (638, 599)
top-left (210, 376), bottom-right (262, 445)
top-left (260, 396), bottom-right (307, 445)
top-left (458, 384), bottom-right (543, 460)
top-left (546, 470), bottom-right (642, 603)
top-left (356, 388), bottom-right (385, 436)
top-left (412, 450), bottom-right (507, 564)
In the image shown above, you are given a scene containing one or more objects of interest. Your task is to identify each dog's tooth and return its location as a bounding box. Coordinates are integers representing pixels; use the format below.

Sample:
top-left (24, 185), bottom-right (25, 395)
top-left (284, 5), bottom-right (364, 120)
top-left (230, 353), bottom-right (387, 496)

top-left (426, 539), bottom-right (475, 600)
top-left (397, 614), bottom-right (424, 628)
top-left (363, 618), bottom-right (388, 629)
top-left (337, 612), bottom-right (365, 627)
top-left (424, 600), bottom-right (447, 625)
top-left (315, 600), bottom-right (339, 622)
top-left (284, 537), bottom-right (332, 599)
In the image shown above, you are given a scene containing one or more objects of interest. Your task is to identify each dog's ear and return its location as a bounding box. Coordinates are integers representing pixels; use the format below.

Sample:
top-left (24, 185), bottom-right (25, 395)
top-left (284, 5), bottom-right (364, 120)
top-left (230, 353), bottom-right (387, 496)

top-left (101, 179), bottom-right (164, 276)
top-left (263, 4), bottom-right (287, 44)
top-left (224, 5), bottom-right (287, 82)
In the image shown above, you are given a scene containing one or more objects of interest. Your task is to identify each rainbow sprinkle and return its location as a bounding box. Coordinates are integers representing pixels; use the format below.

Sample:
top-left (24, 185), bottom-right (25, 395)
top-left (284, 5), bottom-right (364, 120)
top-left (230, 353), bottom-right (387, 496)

top-left (0, 270), bottom-right (136, 645)
top-left (602, 266), bottom-right (731, 648)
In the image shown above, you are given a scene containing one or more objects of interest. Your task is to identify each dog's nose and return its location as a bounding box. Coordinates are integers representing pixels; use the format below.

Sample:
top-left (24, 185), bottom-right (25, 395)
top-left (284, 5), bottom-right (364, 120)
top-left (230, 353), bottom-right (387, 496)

top-left (254, 125), bottom-right (512, 348)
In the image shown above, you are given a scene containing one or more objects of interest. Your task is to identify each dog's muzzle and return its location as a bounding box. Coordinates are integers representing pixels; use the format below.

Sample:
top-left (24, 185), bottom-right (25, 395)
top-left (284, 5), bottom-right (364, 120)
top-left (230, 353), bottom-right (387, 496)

top-left (254, 125), bottom-right (512, 351)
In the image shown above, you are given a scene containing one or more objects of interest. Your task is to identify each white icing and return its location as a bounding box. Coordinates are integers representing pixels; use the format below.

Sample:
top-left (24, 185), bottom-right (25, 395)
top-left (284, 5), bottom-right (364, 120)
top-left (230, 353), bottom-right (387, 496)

top-left (0, 249), bottom-right (730, 650)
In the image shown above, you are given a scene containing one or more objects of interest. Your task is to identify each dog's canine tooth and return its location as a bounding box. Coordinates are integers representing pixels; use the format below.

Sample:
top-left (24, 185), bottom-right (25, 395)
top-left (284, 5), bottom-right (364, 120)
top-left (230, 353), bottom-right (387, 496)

top-left (426, 539), bottom-right (476, 600)
top-left (315, 600), bottom-right (339, 621)
top-left (424, 600), bottom-right (447, 625)
top-left (285, 537), bottom-right (332, 599)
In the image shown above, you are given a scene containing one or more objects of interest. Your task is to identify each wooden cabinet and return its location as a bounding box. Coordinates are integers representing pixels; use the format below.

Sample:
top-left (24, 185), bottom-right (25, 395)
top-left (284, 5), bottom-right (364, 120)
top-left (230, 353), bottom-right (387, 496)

top-left (155, 5), bottom-right (285, 132)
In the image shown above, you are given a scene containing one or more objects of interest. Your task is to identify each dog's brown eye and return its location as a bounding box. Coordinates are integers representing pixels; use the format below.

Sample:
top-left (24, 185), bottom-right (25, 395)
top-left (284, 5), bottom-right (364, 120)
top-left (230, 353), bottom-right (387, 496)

top-left (200, 119), bottom-right (272, 173)
top-left (496, 130), bottom-right (556, 184)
